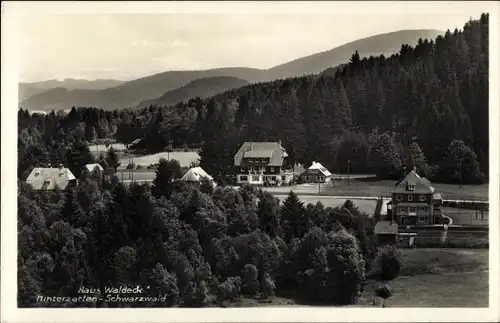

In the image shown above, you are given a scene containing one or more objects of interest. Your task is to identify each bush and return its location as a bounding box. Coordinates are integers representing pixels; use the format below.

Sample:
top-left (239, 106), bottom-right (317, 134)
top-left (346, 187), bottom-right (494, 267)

top-left (126, 163), bottom-right (136, 170)
top-left (295, 228), bottom-right (366, 305)
top-left (373, 245), bottom-right (403, 282)
top-left (375, 284), bottom-right (392, 307)
top-left (217, 277), bottom-right (242, 304)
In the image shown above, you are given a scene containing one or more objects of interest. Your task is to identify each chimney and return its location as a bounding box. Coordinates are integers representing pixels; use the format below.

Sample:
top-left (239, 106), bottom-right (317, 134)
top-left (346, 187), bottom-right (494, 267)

top-left (59, 164), bottom-right (64, 169)
top-left (278, 140), bottom-right (281, 146)
top-left (413, 166), bottom-right (417, 173)
top-left (250, 142), bottom-right (253, 150)
top-left (47, 163), bottom-right (52, 168)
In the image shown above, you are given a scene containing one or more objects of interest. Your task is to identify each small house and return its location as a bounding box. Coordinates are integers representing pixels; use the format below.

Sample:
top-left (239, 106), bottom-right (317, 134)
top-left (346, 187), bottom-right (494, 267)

top-left (26, 165), bottom-right (76, 190)
top-left (299, 161), bottom-right (332, 183)
top-left (83, 163), bottom-right (104, 173)
top-left (181, 167), bottom-right (215, 185)
top-left (374, 221), bottom-right (399, 245)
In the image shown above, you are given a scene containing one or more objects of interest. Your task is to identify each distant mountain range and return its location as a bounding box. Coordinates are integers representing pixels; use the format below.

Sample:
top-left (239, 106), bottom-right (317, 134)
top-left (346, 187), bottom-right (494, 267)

top-left (19, 29), bottom-right (443, 112)
top-left (136, 76), bottom-right (249, 109)
top-left (18, 79), bottom-right (126, 101)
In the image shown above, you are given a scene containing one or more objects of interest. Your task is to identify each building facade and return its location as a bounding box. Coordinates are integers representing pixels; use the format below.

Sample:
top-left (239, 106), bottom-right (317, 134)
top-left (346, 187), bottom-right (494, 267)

top-left (234, 141), bottom-right (293, 185)
top-left (387, 169), bottom-right (443, 226)
top-left (299, 161), bottom-right (332, 183)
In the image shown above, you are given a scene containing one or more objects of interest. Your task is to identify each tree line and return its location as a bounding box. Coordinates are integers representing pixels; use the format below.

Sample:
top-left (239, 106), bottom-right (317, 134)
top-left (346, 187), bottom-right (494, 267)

top-left (18, 14), bottom-right (489, 185)
top-left (19, 159), bottom-right (405, 307)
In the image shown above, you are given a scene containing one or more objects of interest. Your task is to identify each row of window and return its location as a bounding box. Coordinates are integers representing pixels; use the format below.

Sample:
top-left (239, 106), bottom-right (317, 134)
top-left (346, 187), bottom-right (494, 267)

top-left (400, 215), bottom-right (428, 224)
top-left (246, 158), bottom-right (270, 163)
top-left (396, 194), bottom-right (427, 202)
top-left (239, 175), bottom-right (287, 182)
top-left (240, 167), bottom-right (276, 173)
top-left (398, 206), bottom-right (428, 213)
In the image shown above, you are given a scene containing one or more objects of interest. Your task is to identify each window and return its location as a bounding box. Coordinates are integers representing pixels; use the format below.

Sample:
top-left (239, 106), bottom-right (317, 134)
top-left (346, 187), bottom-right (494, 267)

top-left (408, 195), bottom-right (413, 201)
top-left (240, 175), bottom-right (248, 181)
top-left (409, 207), bottom-right (416, 213)
top-left (396, 195), bottom-right (402, 201)
top-left (240, 167), bottom-right (245, 173)
top-left (305, 176), bottom-right (310, 181)
top-left (398, 207), bottom-right (407, 213)
top-left (281, 176), bottom-right (286, 181)
top-left (252, 175), bottom-right (260, 182)
top-left (271, 176), bottom-right (276, 181)
top-left (418, 216), bottom-right (427, 222)
top-left (420, 195), bottom-right (426, 201)
top-left (270, 167), bottom-right (275, 172)
top-left (408, 185), bottom-right (415, 191)
top-left (419, 206), bottom-right (427, 212)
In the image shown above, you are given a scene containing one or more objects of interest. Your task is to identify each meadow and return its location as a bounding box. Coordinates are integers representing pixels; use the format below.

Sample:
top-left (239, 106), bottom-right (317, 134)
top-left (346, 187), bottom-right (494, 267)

top-left (118, 151), bottom-right (200, 169)
top-left (265, 179), bottom-right (489, 201)
top-left (231, 248), bottom-right (489, 307)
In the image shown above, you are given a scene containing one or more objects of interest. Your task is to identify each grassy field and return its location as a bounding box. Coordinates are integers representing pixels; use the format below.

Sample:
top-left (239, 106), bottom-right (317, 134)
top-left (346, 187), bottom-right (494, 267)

top-left (230, 248), bottom-right (489, 307)
top-left (89, 143), bottom-right (127, 154)
top-left (442, 207), bottom-right (489, 226)
top-left (265, 179), bottom-right (488, 201)
top-left (273, 195), bottom-right (378, 216)
top-left (118, 152), bottom-right (200, 169)
top-left (323, 179), bottom-right (489, 201)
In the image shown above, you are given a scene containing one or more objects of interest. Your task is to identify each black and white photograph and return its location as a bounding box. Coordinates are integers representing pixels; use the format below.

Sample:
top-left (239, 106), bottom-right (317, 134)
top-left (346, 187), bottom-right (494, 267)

top-left (1, 1), bottom-right (499, 322)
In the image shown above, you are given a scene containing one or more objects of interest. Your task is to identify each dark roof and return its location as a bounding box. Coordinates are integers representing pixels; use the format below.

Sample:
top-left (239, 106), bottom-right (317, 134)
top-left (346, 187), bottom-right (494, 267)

top-left (391, 170), bottom-right (435, 194)
top-left (234, 142), bottom-right (288, 166)
top-left (374, 221), bottom-right (399, 235)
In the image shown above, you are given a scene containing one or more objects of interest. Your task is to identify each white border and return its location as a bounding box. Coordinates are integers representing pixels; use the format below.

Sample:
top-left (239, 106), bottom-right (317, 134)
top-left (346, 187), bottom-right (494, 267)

top-left (2, 1), bottom-right (500, 323)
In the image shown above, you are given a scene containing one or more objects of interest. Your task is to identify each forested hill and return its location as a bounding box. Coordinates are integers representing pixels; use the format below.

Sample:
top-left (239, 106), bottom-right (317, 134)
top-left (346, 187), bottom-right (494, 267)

top-left (18, 14), bottom-right (489, 185)
top-left (265, 29), bottom-right (443, 80)
top-left (136, 76), bottom-right (250, 110)
top-left (19, 29), bottom-right (441, 112)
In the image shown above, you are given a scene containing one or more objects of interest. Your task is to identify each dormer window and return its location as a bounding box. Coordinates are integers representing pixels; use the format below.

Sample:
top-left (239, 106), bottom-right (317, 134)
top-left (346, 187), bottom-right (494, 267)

top-left (407, 185), bottom-right (415, 191)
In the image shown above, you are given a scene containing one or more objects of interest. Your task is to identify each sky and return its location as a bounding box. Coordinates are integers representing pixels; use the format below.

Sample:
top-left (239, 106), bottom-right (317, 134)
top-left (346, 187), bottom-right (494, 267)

top-left (12, 2), bottom-right (493, 82)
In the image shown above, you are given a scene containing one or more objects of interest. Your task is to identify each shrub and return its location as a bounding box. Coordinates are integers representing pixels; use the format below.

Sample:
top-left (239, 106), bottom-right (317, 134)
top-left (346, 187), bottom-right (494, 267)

top-left (374, 245), bottom-right (403, 282)
top-left (375, 284), bottom-right (392, 307)
top-left (295, 228), bottom-right (366, 305)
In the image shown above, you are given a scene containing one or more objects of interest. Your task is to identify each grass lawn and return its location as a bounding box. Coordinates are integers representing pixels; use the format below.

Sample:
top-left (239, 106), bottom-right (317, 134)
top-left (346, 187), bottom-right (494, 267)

top-left (356, 270), bottom-right (488, 307)
top-left (119, 151), bottom-right (200, 168)
top-left (441, 207), bottom-right (489, 226)
top-left (322, 179), bottom-right (489, 201)
top-left (230, 248), bottom-right (489, 307)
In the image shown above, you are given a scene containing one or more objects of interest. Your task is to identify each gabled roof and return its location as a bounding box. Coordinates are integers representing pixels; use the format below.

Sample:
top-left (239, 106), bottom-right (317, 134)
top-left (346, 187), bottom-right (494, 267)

top-left (181, 167), bottom-right (213, 182)
top-left (84, 163), bottom-right (104, 172)
top-left (374, 221), bottom-right (399, 235)
top-left (234, 142), bottom-right (287, 166)
top-left (26, 167), bottom-right (76, 190)
top-left (304, 161), bottom-right (332, 177)
top-left (391, 170), bottom-right (435, 194)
